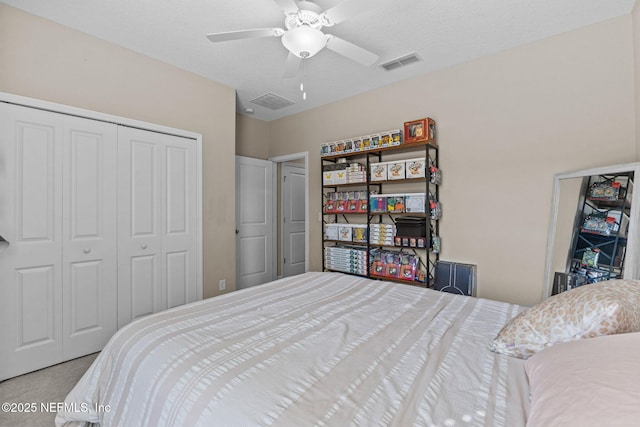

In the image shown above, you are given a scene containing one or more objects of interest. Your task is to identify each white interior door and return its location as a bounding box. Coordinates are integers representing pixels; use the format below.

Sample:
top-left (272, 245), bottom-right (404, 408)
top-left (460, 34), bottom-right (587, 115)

top-left (62, 116), bottom-right (118, 359)
top-left (118, 127), bottom-right (163, 327)
top-left (236, 156), bottom-right (274, 289)
top-left (0, 104), bottom-right (64, 380)
top-left (282, 163), bottom-right (306, 277)
top-left (118, 126), bottom-right (198, 327)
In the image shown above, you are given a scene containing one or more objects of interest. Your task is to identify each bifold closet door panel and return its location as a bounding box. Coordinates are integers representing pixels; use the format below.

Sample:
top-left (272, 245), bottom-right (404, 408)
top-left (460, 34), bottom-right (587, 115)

top-left (118, 127), bottom-right (163, 327)
top-left (0, 103), bottom-right (64, 381)
top-left (117, 127), bottom-right (197, 328)
top-left (164, 135), bottom-right (198, 309)
top-left (61, 116), bottom-right (118, 360)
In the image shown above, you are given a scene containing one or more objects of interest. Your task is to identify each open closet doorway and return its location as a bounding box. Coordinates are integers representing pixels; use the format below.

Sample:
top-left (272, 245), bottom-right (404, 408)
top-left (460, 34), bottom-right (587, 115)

top-left (270, 152), bottom-right (309, 279)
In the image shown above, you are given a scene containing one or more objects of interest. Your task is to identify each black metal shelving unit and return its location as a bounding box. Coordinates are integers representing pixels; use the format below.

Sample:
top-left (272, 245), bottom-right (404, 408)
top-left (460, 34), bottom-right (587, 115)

top-left (567, 172), bottom-right (633, 284)
top-left (321, 138), bottom-right (440, 288)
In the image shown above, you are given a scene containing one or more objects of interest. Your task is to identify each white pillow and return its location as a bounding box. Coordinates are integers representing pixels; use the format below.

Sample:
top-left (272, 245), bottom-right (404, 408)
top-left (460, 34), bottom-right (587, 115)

top-left (525, 332), bottom-right (640, 427)
top-left (489, 279), bottom-right (640, 359)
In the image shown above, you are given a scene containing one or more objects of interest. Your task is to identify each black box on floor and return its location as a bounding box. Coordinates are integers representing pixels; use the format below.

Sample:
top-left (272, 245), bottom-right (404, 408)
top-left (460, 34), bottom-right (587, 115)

top-left (433, 261), bottom-right (477, 297)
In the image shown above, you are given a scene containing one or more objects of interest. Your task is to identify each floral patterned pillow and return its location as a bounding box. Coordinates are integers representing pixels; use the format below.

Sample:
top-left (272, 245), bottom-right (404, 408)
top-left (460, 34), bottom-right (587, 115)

top-left (489, 279), bottom-right (640, 359)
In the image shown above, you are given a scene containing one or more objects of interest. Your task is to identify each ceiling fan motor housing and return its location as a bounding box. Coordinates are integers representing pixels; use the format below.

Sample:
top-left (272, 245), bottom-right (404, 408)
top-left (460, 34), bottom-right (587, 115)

top-left (285, 9), bottom-right (322, 30)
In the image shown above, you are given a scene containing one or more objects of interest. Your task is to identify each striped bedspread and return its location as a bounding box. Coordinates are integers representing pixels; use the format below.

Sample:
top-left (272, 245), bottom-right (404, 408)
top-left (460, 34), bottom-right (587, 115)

top-left (56, 272), bottom-right (529, 427)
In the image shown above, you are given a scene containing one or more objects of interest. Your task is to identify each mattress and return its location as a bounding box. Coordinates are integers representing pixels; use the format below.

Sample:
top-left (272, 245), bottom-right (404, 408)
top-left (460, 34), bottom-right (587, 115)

top-left (56, 272), bottom-right (529, 426)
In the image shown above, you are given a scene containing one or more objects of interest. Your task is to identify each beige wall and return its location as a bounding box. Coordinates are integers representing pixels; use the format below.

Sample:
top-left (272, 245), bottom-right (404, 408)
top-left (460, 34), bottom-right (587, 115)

top-left (236, 113), bottom-right (270, 159)
top-left (269, 16), bottom-right (636, 305)
top-left (0, 4), bottom-right (237, 298)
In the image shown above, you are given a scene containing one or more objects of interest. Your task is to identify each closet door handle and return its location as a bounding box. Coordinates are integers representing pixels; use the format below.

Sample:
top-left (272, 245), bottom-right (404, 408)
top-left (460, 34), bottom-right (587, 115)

top-left (141, 244), bottom-right (148, 249)
top-left (83, 248), bottom-right (91, 254)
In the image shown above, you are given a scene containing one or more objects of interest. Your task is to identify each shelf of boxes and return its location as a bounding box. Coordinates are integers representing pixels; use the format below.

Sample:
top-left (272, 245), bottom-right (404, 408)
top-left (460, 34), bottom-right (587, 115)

top-left (321, 120), bottom-right (440, 287)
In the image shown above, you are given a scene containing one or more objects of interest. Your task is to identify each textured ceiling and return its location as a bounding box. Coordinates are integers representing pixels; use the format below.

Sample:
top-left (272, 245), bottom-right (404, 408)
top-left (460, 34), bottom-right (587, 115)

top-left (2, 0), bottom-right (635, 121)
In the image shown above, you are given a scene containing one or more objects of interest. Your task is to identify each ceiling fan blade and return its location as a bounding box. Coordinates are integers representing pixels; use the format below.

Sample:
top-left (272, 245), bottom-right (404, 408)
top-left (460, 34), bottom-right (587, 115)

top-left (325, 35), bottom-right (378, 66)
top-left (272, 0), bottom-right (299, 14)
top-left (321, 0), bottom-right (390, 25)
top-left (206, 28), bottom-right (285, 43)
top-left (283, 53), bottom-right (302, 78)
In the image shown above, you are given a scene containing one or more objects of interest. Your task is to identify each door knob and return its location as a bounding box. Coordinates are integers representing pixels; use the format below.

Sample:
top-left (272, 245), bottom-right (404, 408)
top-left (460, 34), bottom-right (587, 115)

top-left (83, 248), bottom-right (91, 254)
top-left (141, 244), bottom-right (148, 249)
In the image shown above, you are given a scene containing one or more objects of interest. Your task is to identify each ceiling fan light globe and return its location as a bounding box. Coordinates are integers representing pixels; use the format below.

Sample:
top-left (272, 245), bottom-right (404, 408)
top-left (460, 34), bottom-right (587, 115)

top-left (281, 26), bottom-right (326, 58)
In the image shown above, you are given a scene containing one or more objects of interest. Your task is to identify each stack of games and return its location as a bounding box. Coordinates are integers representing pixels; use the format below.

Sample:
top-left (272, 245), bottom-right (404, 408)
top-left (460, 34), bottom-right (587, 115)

top-left (369, 223), bottom-right (396, 246)
top-left (323, 162), bottom-right (366, 185)
top-left (346, 163), bottom-right (366, 183)
top-left (324, 246), bottom-right (368, 275)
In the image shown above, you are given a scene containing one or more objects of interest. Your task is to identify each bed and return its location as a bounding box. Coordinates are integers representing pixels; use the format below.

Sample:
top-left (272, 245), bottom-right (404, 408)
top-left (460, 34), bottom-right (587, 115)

top-left (55, 272), bottom-right (640, 426)
top-left (55, 272), bottom-right (529, 426)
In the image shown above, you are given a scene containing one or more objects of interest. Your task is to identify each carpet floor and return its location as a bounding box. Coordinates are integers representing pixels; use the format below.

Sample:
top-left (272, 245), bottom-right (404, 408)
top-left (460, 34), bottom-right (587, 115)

top-left (0, 353), bottom-right (98, 427)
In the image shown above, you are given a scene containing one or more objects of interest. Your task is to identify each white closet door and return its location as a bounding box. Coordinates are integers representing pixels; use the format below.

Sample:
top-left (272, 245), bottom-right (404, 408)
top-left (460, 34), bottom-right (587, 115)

top-left (0, 105), bottom-right (119, 379)
top-left (62, 116), bottom-right (118, 359)
top-left (0, 104), bottom-right (64, 380)
top-left (118, 127), bottom-right (197, 327)
top-left (163, 136), bottom-right (198, 308)
top-left (118, 127), bottom-right (163, 327)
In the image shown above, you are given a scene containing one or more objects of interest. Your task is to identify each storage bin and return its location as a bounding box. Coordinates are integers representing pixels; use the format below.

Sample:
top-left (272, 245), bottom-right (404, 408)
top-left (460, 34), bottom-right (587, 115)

top-left (370, 195), bottom-right (387, 213)
top-left (352, 225), bottom-right (368, 243)
top-left (324, 224), bottom-right (339, 240)
top-left (370, 162), bottom-right (388, 181)
top-left (387, 161), bottom-right (405, 180)
top-left (338, 225), bottom-right (353, 241)
top-left (386, 195), bottom-right (404, 212)
top-left (395, 216), bottom-right (427, 237)
top-left (334, 168), bottom-right (347, 184)
top-left (405, 158), bottom-right (426, 179)
top-left (405, 193), bottom-right (426, 213)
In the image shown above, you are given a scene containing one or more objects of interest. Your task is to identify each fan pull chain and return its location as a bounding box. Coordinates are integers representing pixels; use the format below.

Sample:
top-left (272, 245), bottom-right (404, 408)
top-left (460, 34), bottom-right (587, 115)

top-left (300, 57), bottom-right (307, 100)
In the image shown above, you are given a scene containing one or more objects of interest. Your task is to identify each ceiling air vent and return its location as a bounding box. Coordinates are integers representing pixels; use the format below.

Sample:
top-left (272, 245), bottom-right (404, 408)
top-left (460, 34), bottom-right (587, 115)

top-left (250, 92), bottom-right (295, 110)
top-left (379, 52), bottom-right (422, 71)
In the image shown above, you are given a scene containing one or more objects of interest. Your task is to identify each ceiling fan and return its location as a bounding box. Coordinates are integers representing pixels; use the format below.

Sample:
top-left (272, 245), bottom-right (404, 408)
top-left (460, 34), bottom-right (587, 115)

top-left (206, 0), bottom-right (389, 77)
